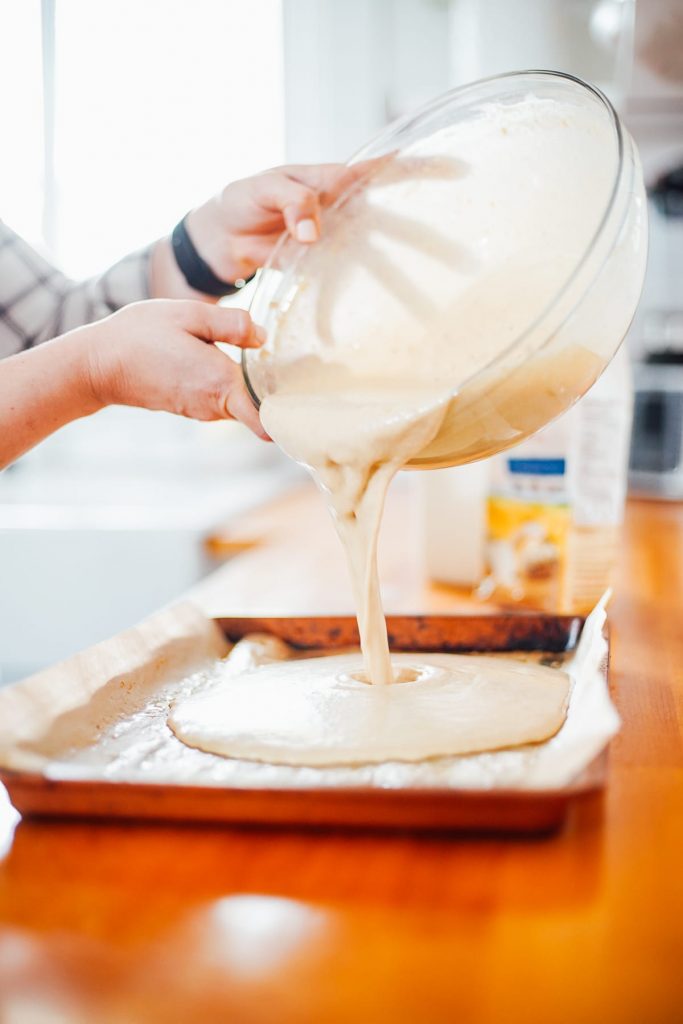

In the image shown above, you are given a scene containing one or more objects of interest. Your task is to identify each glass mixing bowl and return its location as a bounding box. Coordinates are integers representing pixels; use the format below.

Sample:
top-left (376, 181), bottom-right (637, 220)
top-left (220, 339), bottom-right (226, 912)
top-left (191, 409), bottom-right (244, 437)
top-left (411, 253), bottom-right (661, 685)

top-left (243, 70), bottom-right (648, 468)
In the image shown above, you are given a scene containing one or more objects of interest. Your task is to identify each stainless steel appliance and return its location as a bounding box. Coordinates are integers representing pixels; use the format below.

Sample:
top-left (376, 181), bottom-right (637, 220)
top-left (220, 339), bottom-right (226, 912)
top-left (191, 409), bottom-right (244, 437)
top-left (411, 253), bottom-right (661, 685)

top-left (629, 152), bottom-right (683, 500)
top-left (630, 352), bottom-right (683, 500)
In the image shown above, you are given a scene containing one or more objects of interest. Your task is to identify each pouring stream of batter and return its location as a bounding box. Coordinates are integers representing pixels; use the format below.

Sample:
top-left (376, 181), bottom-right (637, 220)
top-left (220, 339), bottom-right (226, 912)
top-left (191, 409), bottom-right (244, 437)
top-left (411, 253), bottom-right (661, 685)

top-left (254, 95), bottom-right (616, 686)
top-left (261, 385), bottom-right (450, 684)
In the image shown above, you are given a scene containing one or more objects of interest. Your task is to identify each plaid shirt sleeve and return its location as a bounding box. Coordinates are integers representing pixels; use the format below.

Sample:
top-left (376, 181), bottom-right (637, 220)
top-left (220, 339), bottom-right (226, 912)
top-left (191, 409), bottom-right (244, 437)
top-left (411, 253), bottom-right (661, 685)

top-left (0, 220), bottom-right (152, 358)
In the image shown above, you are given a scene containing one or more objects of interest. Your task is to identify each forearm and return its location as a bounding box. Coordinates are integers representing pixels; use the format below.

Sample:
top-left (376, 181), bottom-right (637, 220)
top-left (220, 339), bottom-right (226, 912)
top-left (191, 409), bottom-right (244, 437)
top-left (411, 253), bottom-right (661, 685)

top-left (0, 221), bottom-right (154, 352)
top-left (0, 329), bottom-right (102, 469)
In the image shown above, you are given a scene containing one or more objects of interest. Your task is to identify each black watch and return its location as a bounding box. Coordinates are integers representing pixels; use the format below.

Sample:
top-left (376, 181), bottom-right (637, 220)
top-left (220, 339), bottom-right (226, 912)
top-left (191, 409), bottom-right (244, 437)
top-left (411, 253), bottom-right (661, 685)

top-left (171, 216), bottom-right (255, 297)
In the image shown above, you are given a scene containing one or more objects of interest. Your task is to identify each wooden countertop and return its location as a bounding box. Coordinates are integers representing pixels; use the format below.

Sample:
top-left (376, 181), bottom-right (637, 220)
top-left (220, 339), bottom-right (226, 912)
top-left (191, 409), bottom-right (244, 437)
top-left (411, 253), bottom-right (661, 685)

top-left (1, 482), bottom-right (682, 1023)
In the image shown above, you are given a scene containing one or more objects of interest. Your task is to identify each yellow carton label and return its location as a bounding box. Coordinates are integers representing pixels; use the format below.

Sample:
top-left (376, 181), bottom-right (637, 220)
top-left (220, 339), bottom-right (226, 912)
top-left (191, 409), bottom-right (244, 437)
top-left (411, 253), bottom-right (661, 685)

top-left (485, 496), bottom-right (571, 612)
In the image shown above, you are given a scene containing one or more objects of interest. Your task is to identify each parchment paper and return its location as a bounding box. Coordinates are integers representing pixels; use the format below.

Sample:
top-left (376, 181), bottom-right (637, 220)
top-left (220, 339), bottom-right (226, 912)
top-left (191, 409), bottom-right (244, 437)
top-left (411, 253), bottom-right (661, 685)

top-left (0, 597), bottom-right (617, 792)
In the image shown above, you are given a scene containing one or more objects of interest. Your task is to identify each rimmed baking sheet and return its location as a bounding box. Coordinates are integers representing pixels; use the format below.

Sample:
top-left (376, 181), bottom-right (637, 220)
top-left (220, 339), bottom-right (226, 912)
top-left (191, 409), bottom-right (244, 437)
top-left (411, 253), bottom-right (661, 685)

top-left (0, 604), bottom-right (615, 833)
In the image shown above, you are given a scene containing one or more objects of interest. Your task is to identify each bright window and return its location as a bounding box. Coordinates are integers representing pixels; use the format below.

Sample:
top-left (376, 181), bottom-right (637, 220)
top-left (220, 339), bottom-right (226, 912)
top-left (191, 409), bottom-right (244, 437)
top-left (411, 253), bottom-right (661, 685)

top-left (1, 0), bottom-right (285, 277)
top-left (0, 0), bottom-right (45, 244)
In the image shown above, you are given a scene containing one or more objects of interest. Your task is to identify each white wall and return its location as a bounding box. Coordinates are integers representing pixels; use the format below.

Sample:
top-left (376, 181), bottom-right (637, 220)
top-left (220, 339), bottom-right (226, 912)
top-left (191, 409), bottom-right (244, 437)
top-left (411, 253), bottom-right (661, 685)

top-left (282, 0), bottom-right (451, 163)
top-left (448, 0), bottom-right (634, 101)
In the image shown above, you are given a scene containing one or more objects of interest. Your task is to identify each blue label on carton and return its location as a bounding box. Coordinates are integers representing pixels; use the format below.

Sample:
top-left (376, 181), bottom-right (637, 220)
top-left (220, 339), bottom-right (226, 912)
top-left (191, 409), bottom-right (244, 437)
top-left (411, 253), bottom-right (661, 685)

top-left (508, 458), bottom-right (566, 476)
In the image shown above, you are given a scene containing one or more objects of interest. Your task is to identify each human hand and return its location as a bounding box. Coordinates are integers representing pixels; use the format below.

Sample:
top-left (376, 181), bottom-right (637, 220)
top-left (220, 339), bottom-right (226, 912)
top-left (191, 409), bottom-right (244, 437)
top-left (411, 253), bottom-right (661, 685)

top-left (85, 299), bottom-right (268, 438)
top-left (185, 162), bottom-right (371, 284)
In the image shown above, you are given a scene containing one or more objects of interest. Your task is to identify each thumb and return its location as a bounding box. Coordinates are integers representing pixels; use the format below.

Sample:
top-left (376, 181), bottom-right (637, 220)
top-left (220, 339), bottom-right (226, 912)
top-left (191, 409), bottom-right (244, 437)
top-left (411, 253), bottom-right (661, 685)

top-left (222, 372), bottom-right (271, 441)
top-left (181, 302), bottom-right (267, 349)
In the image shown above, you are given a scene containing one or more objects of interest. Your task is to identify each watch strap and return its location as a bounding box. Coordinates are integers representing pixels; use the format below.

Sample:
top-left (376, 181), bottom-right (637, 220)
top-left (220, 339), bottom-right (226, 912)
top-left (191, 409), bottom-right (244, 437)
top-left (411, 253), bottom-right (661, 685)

top-left (171, 216), bottom-right (254, 297)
